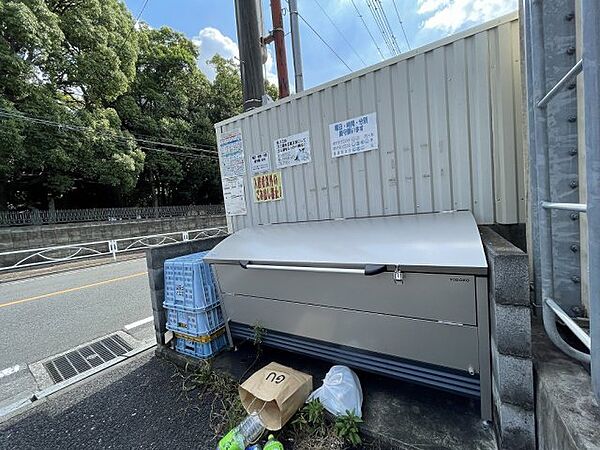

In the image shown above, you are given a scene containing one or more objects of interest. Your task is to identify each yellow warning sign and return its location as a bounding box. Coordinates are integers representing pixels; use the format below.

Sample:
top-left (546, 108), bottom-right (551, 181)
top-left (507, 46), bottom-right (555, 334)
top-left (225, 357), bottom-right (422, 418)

top-left (252, 171), bottom-right (283, 203)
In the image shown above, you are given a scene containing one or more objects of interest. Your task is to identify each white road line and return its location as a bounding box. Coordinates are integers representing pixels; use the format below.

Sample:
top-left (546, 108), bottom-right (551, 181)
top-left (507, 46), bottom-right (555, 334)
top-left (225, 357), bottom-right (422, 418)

top-left (0, 365), bottom-right (21, 379)
top-left (124, 316), bottom-right (153, 330)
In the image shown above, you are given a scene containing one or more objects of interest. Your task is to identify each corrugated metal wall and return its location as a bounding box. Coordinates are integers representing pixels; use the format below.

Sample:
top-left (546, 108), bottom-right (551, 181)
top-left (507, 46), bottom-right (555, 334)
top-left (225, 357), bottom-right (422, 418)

top-left (216, 12), bottom-right (525, 232)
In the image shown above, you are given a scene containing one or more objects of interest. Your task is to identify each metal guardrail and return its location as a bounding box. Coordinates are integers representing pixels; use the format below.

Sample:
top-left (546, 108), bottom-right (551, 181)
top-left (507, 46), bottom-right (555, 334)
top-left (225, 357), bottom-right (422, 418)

top-left (0, 205), bottom-right (225, 227)
top-left (0, 226), bottom-right (228, 271)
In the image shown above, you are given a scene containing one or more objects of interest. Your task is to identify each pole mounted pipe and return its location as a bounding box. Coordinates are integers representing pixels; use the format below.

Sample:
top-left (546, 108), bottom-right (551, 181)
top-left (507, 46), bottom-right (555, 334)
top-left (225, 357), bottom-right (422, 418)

top-left (269, 0), bottom-right (290, 98)
top-left (288, 0), bottom-right (304, 93)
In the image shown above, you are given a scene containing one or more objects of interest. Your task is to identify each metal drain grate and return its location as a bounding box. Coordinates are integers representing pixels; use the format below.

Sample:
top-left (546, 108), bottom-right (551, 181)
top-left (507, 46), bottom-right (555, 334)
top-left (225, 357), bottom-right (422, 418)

top-left (43, 334), bottom-right (133, 384)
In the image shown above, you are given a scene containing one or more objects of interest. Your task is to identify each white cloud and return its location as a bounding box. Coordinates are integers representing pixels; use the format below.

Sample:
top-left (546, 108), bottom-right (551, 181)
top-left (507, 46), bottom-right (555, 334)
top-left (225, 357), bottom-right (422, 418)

top-left (192, 27), bottom-right (238, 80)
top-left (192, 26), bottom-right (277, 85)
top-left (263, 46), bottom-right (278, 86)
top-left (417, 0), bottom-right (517, 33)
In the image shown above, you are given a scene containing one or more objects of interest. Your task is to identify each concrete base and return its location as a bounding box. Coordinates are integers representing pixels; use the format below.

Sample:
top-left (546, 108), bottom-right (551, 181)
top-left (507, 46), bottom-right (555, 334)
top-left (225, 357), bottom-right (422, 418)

top-left (534, 321), bottom-right (600, 449)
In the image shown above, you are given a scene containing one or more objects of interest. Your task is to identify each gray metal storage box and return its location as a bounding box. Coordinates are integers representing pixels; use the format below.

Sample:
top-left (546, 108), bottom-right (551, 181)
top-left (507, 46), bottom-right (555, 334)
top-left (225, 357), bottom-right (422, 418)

top-left (205, 211), bottom-right (491, 419)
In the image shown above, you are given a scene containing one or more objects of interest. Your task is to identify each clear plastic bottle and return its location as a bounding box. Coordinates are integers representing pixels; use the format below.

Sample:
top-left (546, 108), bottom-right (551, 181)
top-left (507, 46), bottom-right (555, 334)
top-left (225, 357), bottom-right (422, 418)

top-left (217, 413), bottom-right (265, 450)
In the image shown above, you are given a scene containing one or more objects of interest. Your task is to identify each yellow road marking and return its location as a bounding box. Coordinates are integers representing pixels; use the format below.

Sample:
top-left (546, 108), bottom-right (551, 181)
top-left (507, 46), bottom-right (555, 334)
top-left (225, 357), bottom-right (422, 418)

top-left (0, 271), bottom-right (147, 309)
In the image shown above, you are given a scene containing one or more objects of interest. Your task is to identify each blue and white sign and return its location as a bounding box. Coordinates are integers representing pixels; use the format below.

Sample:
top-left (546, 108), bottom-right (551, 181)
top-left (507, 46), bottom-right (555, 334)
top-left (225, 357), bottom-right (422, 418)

top-left (275, 131), bottom-right (311, 168)
top-left (329, 112), bottom-right (378, 158)
top-left (218, 129), bottom-right (246, 178)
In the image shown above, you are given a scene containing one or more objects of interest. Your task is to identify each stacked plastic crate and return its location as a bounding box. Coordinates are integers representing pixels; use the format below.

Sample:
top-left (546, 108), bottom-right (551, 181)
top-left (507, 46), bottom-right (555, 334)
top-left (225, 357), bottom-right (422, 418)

top-left (163, 251), bottom-right (228, 359)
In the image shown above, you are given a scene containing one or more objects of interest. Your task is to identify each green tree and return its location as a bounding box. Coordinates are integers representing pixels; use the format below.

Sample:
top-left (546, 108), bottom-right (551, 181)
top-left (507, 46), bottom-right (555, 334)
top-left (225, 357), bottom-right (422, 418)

top-left (47, 0), bottom-right (138, 107)
top-left (0, 0), bottom-right (143, 209)
top-left (207, 54), bottom-right (243, 124)
top-left (115, 25), bottom-right (220, 207)
top-left (1, 0), bottom-right (274, 211)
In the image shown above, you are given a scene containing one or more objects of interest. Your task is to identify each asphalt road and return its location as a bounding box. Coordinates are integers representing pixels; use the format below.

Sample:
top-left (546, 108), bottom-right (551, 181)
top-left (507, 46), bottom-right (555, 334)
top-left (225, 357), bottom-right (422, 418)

top-left (0, 258), bottom-right (151, 372)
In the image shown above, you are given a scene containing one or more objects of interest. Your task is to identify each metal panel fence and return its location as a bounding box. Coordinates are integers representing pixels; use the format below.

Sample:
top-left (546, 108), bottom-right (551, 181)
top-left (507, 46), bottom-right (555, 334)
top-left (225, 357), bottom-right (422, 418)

top-left (0, 205), bottom-right (225, 227)
top-left (215, 12), bottom-right (524, 233)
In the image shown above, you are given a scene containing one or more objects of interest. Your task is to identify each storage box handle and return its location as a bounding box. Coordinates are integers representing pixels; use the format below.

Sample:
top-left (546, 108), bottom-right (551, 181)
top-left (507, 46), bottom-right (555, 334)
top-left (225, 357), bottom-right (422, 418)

top-left (364, 264), bottom-right (387, 276)
top-left (239, 262), bottom-right (387, 276)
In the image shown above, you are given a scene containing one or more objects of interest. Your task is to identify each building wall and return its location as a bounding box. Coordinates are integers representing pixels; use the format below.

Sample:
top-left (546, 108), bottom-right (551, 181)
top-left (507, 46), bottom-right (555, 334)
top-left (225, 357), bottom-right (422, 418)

top-left (216, 12), bottom-right (524, 232)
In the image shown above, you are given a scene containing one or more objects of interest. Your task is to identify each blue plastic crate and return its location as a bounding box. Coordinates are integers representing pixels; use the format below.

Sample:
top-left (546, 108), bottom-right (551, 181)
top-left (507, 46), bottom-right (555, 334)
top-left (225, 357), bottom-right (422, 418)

top-left (165, 304), bottom-right (224, 336)
top-left (174, 332), bottom-right (228, 359)
top-left (163, 251), bottom-right (218, 311)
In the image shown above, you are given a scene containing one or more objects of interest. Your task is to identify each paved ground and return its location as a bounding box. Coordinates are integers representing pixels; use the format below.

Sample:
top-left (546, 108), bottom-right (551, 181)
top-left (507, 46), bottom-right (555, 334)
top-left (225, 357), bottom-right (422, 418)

top-left (0, 351), bottom-right (208, 450)
top-left (0, 341), bottom-right (497, 450)
top-left (0, 258), bottom-right (153, 408)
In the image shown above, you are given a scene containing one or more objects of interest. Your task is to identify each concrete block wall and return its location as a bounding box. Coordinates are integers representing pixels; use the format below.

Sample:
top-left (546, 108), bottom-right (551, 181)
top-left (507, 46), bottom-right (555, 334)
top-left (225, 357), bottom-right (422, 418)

top-left (480, 226), bottom-right (535, 450)
top-left (0, 215), bottom-right (226, 267)
top-left (146, 237), bottom-right (227, 346)
top-left (0, 215), bottom-right (226, 252)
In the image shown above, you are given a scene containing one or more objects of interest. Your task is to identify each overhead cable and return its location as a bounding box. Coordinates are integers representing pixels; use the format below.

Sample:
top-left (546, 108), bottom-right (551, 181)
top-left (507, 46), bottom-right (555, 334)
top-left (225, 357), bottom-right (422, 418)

top-left (0, 109), bottom-right (218, 155)
top-left (349, 0), bottom-right (385, 60)
top-left (0, 110), bottom-right (218, 160)
top-left (284, 1), bottom-right (353, 72)
top-left (375, 0), bottom-right (401, 54)
top-left (391, 0), bottom-right (411, 50)
top-left (365, 0), bottom-right (395, 56)
top-left (313, 0), bottom-right (368, 67)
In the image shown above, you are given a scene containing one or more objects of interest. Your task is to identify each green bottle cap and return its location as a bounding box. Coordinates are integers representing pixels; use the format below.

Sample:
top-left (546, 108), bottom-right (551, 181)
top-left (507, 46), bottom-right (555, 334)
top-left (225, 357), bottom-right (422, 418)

top-left (263, 434), bottom-right (284, 450)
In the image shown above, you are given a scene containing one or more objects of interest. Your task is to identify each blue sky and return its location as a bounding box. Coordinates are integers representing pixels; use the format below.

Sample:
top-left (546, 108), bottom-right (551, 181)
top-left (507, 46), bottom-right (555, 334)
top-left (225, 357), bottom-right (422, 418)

top-left (123, 0), bottom-right (517, 90)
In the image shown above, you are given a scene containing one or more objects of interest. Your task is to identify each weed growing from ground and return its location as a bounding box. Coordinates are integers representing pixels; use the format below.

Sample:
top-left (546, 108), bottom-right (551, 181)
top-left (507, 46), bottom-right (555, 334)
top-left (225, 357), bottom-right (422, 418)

top-left (252, 323), bottom-right (266, 348)
top-left (334, 411), bottom-right (363, 447)
top-left (177, 361), bottom-right (247, 436)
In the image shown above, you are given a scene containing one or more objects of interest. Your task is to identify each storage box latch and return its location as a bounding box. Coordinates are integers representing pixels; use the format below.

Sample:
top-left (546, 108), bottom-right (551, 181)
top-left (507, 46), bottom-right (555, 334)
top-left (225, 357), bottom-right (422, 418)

top-left (393, 267), bottom-right (404, 285)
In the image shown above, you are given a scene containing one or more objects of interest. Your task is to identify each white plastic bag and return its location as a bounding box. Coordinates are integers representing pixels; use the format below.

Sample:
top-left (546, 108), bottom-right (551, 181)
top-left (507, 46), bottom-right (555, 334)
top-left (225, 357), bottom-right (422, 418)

top-left (307, 365), bottom-right (363, 418)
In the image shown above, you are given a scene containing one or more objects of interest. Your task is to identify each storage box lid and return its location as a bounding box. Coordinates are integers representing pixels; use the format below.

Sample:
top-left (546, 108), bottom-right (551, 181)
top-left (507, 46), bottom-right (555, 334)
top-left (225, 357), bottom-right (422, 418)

top-left (205, 211), bottom-right (487, 275)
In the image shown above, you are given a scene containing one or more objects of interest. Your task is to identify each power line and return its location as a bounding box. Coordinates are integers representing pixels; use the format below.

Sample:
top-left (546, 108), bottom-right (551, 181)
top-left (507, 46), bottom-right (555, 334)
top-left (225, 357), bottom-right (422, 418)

top-left (133, 0), bottom-right (151, 24)
top-left (115, 0), bottom-right (150, 56)
top-left (282, 0), bottom-right (353, 72)
top-left (0, 119), bottom-right (215, 161)
top-left (138, 146), bottom-right (218, 160)
top-left (0, 109), bottom-right (218, 155)
top-left (0, 110), bottom-right (219, 162)
top-left (291, 6), bottom-right (353, 72)
top-left (130, 131), bottom-right (217, 150)
top-left (366, 0), bottom-right (400, 56)
top-left (365, 0), bottom-right (394, 56)
top-left (312, 0), bottom-right (368, 67)
top-left (349, 0), bottom-right (385, 60)
top-left (375, 0), bottom-right (401, 54)
top-left (391, 0), bottom-right (411, 50)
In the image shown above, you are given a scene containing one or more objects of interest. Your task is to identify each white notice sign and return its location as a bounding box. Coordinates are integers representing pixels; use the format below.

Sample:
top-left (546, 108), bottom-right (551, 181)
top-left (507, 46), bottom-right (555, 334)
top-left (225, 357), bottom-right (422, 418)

top-left (218, 129), bottom-right (245, 178)
top-left (222, 177), bottom-right (247, 216)
top-left (250, 152), bottom-right (271, 174)
top-left (275, 131), bottom-right (311, 168)
top-left (329, 112), bottom-right (378, 158)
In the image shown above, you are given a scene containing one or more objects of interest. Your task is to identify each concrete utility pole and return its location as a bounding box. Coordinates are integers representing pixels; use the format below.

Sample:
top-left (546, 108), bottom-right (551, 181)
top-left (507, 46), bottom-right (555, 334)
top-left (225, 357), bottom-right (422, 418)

top-left (234, 0), bottom-right (265, 110)
top-left (288, 0), bottom-right (304, 93)
top-left (268, 0), bottom-right (290, 98)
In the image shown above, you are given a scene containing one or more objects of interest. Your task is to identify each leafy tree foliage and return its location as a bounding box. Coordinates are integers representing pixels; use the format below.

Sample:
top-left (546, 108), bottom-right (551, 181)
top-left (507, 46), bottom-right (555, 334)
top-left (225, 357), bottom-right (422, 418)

top-left (0, 0), bottom-right (277, 210)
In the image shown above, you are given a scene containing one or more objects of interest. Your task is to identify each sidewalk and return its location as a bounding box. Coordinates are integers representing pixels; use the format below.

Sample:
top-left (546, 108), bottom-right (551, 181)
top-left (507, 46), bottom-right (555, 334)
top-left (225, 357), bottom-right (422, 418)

top-left (0, 341), bottom-right (496, 449)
